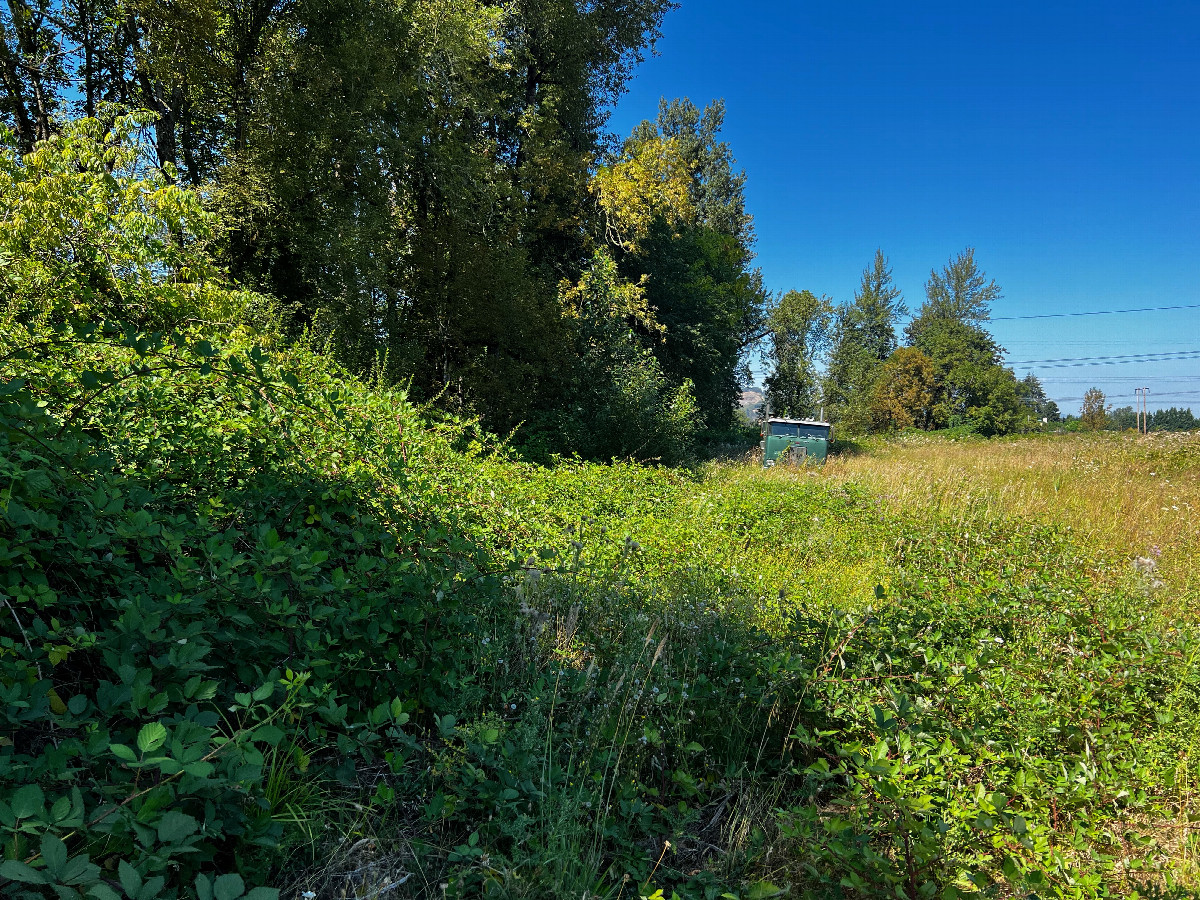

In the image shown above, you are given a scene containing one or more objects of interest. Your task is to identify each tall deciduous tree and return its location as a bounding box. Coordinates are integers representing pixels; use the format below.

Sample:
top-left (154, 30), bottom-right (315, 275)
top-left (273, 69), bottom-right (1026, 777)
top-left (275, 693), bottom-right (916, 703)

top-left (903, 248), bottom-right (1022, 434)
top-left (907, 246), bottom-right (999, 339)
top-left (603, 99), bottom-right (767, 432)
top-left (0, 0), bottom-right (677, 443)
top-left (825, 249), bottom-right (905, 430)
top-left (763, 289), bottom-right (832, 419)
top-left (1080, 388), bottom-right (1109, 431)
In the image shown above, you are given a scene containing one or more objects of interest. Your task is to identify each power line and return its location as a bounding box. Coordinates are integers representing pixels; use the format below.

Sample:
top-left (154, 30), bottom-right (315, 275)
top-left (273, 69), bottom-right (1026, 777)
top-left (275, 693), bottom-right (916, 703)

top-left (991, 303), bottom-right (1200, 321)
top-left (1008, 349), bottom-right (1200, 365)
top-left (1036, 356), bottom-right (1200, 369)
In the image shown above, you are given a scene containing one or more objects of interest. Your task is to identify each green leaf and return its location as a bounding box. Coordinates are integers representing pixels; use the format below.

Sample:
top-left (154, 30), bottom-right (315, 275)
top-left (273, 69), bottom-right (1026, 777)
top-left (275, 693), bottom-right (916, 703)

top-left (253, 724), bottom-right (285, 747)
top-left (243, 889), bottom-right (279, 900)
top-left (0, 859), bottom-right (49, 884)
top-left (87, 884), bottom-right (122, 900)
top-left (136, 723), bottom-right (167, 754)
top-left (251, 683), bottom-right (274, 702)
top-left (745, 883), bottom-right (782, 900)
top-left (40, 832), bottom-right (68, 878)
top-left (51, 795), bottom-right (72, 822)
top-left (118, 859), bottom-right (142, 898)
top-left (157, 810), bottom-right (198, 843)
top-left (194, 874), bottom-right (213, 900)
top-left (110, 744), bottom-right (137, 762)
top-left (11, 783), bottom-right (44, 818)
top-left (213, 872), bottom-right (246, 900)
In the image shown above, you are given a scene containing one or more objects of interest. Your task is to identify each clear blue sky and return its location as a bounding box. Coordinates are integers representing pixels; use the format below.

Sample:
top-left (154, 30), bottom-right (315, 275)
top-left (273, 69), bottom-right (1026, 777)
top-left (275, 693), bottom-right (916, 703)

top-left (607, 1), bottom-right (1200, 415)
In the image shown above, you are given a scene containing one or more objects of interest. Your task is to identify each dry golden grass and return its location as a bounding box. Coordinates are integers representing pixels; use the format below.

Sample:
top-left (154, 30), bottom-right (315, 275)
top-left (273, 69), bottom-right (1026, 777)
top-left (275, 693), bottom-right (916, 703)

top-left (819, 430), bottom-right (1200, 607)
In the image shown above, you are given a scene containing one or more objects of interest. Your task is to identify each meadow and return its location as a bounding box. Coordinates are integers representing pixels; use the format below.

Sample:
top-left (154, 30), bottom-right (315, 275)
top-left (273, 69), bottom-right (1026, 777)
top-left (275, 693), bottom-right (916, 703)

top-left (3, 326), bottom-right (1198, 900)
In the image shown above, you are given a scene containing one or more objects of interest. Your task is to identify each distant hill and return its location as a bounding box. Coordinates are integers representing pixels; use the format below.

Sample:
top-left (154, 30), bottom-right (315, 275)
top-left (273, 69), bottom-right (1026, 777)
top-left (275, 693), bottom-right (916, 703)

top-left (739, 387), bottom-right (764, 420)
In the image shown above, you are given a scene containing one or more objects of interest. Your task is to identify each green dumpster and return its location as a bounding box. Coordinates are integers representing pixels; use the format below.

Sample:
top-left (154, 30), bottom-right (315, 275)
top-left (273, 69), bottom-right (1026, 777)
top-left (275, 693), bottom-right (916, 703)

top-left (761, 417), bottom-right (832, 466)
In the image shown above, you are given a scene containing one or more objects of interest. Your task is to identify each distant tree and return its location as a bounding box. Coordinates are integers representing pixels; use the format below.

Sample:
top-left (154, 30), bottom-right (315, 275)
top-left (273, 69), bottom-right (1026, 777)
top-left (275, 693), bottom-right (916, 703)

top-left (902, 249), bottom-right (1024, 434)
top-left (763, 289), bottom-right (833, 418)
top-left (1108, 406), bottom-right (1137, 431)
top-left (825, 249), bottom-right (906, 431)
top-left (1016, 373), bottom-right (1061, 426)
top-left (1080, 388), bottom-right (1109, 431)
top-left (869, 347), bottom-right (935, 431)
top-left (1149, 407), bottom-right (1199, 432)
top-left (906, 247), bottom-right (1000, 343)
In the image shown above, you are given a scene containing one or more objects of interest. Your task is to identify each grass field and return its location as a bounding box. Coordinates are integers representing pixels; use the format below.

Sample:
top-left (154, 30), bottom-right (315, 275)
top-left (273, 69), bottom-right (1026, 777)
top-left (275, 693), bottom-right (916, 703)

top-left (823, 431), bottom-right (1200, 605)
top-left (402, 430), bottom-right (1200, 898)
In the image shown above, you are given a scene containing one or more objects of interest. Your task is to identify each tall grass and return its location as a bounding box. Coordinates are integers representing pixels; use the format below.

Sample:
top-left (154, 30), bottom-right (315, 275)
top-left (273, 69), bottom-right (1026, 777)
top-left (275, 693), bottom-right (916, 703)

top-left (820, 431), bottom-right (1200, 606)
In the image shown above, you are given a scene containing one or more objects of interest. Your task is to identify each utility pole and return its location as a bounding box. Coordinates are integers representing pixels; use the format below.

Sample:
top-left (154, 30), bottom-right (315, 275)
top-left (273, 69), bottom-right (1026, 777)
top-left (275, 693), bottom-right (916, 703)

top-left (1135, 387), bottom-right (1150, 434)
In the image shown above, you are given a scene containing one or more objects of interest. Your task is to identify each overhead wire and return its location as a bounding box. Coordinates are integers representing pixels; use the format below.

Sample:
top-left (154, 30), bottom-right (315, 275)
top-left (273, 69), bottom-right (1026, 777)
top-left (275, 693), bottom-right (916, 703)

top-left (991, 302), bottom-right (1200, 321)
top-left (1008, 349), bottom-right (1200, 365)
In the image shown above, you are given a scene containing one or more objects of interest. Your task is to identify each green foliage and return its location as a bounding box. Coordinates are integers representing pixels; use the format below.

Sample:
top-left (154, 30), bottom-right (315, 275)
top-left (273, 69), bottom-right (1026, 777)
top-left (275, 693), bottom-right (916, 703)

top-left (1148, 407), bottom-right (1199, 432)
top-left (825, 250), bottom-right (906, 431)
top-left (0, 116), bottom-right (271, 330)
top-left (3, 322), bottom-right (1198, 898)
top-left (538, 250), bottom-right (700, 463)
top-left (1017, 372), bottom-right (1058, 424)
top-left (1081, 387), bottom-right (1110, 431)
top-left (763, 289), bottom-right (833, 419)
top-left (614, 100), bottom-right (768, 432)
top-left (908, 314), bottom-right (1023, 435)
top-left (2, 0), bottom-right (679, 439)
top-left (869, 346), bottom-right (935, 431)
top-left (908, 246), bottom-right (1000, 335)
top-left (0, 320), bottom-right (495, 898)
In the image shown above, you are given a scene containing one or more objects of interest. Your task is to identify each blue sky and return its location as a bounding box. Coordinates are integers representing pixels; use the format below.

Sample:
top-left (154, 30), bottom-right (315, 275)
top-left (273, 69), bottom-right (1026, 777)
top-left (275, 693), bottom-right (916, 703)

top-left (607, 1), bottom-right (1200, 414)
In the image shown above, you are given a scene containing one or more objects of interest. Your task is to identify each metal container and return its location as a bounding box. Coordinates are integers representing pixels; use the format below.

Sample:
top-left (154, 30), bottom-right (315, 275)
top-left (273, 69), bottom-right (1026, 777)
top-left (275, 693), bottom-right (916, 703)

top-left (760, 417), bottom-right (833, 466)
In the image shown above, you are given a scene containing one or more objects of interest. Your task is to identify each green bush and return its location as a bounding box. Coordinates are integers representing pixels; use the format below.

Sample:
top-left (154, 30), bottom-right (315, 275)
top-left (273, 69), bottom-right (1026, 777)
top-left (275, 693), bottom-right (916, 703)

top-left (0, 322), bottom-right (500, 898)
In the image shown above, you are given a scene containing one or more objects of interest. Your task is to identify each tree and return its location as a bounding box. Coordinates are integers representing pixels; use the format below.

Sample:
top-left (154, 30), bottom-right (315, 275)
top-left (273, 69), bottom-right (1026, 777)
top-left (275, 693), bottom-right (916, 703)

top-left (1016, 373), bottom-right (1059, 426)
top-left (630, 98), bottom-right (753, 249)
top-left (825, 249), bottom-right (905, 431)
top-left (1, 0), bottom-right (678, 445)
top-left (0, 115), bottom-right (268, 329)
top-left (1080, 388), bottom-right (1109, 431)
top-left (906, 247), bottom-right (1000, 343)
top-left (606, 99), bottom-right (767, 431)
top-left (544, 250), bottom-right (698, 462)
top-left (1109, 406), bottom-right (1137, 431)
top-left (902, 249), bottom-right (1024, 434)
top-left (869, 347), bottom-right (935, 431)
top-left (763, 289), bottom-right (833, 419)
top-left (1149, 407), bottom-right (1199, 432)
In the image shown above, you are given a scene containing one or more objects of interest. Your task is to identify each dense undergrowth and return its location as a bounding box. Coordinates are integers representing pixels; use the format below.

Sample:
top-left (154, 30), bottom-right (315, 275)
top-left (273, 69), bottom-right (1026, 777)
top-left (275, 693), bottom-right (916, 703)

top-left (3, 322), bottom-right (1199, 900)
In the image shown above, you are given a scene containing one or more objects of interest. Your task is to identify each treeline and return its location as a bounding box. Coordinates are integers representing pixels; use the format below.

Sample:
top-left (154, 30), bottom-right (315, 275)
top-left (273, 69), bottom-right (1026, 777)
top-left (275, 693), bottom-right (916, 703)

top-left (1, 0), bottom-right (781, 460)
top-left (3, 0), bottom-right (1058, 453)
top-left (1107, 405), bottom-right (1199, 432)
top-left (764, 248), bottom-right (1057, 436)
